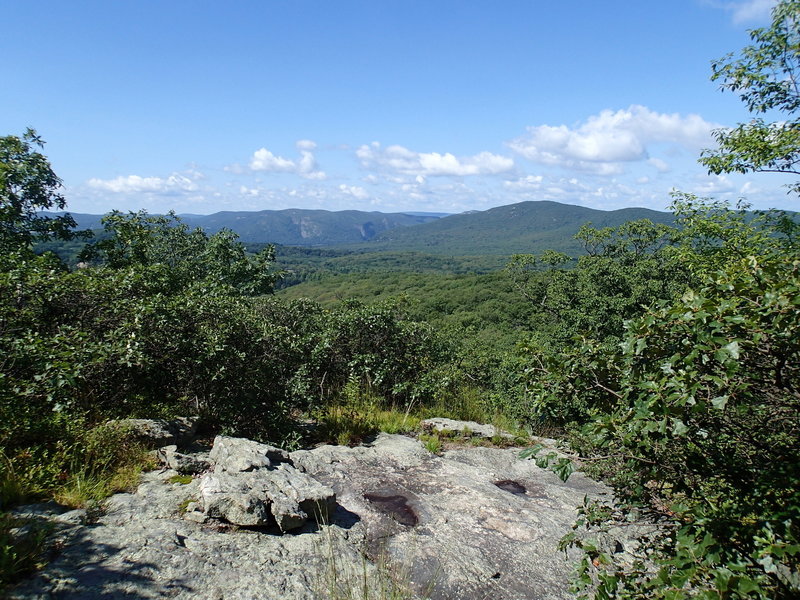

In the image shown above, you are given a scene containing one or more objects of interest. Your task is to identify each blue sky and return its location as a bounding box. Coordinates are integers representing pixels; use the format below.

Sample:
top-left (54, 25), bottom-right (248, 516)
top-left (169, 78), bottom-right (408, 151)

top-left (2, 0), bottom-right (793, 214)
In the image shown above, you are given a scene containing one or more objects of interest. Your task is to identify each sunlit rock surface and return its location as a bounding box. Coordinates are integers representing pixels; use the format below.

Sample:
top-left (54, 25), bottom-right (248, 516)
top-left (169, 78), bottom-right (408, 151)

top-left (11, 432), bottom-right (618, 600)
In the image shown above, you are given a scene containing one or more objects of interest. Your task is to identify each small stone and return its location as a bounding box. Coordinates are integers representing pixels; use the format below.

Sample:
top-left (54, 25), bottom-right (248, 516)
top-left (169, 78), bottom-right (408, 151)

top-left (420, 418), bottom-right (514, 440)
top-left (158, 445), bottom-right (211, 474)
top-left (183, 510), bottom-right (207, 524)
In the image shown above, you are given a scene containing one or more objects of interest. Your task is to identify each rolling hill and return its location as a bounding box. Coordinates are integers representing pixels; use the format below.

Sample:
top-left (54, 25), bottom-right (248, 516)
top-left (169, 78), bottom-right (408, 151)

top-left (46, 201), bottom-right (675, 257)
top-left (359, 201), bottom-right (675, 255)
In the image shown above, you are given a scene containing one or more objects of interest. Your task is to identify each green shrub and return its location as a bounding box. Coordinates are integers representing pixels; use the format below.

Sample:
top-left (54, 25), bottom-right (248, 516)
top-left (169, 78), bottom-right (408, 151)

top-left (0, 512), bottom-right (52, 588)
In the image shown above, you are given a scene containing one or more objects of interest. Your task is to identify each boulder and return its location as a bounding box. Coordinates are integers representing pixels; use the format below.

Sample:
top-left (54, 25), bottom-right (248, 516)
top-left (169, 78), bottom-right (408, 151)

top-left (420, 417), bottom-right (515, 440)
top-left (109, 417), bottom-right (197, 448)
top-left (208, 435), bottom-right (289, 472)
top-left (198, 471), bottom-right (273, 526)
top-left (197, 436), bottom-right (335, 530)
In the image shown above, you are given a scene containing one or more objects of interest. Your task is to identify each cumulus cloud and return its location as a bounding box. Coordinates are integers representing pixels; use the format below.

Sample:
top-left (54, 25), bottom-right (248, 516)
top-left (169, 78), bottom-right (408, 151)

top-left (508, 105), bottom-right (717, 175)
top-left (356, 142), bottom-right (515, 177)
top-left (250, 149), bottom-right (296, 172)
top-left (503, 175), bottom-right (544, 190)
top-left (87, 172), bottom-right (201, 194)
top-left (338, 184), bottom-right (369, 200)
top-left (236, 140), bottom-right (326, 180)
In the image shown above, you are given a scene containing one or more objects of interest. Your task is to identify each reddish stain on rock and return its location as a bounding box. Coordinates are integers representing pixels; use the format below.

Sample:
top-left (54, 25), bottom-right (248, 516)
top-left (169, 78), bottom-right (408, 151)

top-left (363, 493), bottom-right (418, 526)
top-left (494, 480), bottom-right (527, 495)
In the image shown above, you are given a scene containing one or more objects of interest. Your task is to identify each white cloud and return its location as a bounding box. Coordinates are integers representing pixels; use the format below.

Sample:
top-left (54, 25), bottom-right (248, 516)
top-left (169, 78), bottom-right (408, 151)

top-left (692, 174), bottom-right (736, 195)
top-left (338, 184), bottom-right (369, 200)
top-left (295, 139), bottom-right (317, 151)
top-left (356, 142), bottom-right (515, 177)
top-left (250, 148), bottom-right (295, 171)
top-left (503, 175), bottom-right (544, 190)
top-left (723, 0), bottom-right (777, 24)
top-left (241, 141), bottom-right (326, 180)
top-left (508, 105), bottom-right (717, 175)
top-left (739, 181), bottom-right (761, 195)
top-left (647, 157), bottom-right (671, 173)
top-left (87, 172), bottom-right (200, 194)
top-left (239, 185), bottom-right (261, 197)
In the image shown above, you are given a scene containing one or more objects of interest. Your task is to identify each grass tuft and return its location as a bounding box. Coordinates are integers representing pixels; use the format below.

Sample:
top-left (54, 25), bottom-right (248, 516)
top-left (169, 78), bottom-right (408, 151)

top-left (318, 524), bottom-right (429, 599)
top-left (167, 474), bottom-right (194, 485)
top-left (419, 434), bottom-right (442, 455)
top-left (0, 513), bottom-right (53, 588)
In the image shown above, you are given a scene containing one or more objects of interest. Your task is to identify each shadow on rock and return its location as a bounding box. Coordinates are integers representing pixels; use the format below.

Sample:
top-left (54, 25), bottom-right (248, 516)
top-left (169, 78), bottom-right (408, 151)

top-left (10, 524), bottom-right (191, 599)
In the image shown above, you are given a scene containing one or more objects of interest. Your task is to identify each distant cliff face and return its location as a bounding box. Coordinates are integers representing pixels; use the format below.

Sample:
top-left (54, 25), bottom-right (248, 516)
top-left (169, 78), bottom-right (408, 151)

top-left (296, 216), bottom-right (321, 240)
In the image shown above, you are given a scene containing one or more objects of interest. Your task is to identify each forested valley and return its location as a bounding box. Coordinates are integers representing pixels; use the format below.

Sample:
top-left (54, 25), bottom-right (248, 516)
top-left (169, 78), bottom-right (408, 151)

top-left (2, 3), bottom-right (800, 599)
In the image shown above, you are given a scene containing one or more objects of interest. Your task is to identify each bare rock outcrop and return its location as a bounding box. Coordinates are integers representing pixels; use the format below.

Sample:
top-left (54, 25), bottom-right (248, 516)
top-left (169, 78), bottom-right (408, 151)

top-left (10, 431), bottom-right (626, 600)
top-left (195, 436), bottom-right (335, 531)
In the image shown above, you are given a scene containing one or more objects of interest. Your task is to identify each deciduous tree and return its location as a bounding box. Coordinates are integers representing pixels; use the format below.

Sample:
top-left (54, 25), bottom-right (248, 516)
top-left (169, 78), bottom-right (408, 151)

top-left (0, 129), bottom-right (83, 253)
top-left (701, 0), bottom-right (800, 195)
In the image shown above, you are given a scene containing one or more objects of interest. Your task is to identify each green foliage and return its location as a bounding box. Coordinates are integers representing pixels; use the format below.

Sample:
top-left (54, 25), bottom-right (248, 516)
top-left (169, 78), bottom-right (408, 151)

top-left (0, 512), bottom-right (52, 588)
top-left (671, 191), bottom-right (799, 275)
top-left (274, 247), bottom-right (505, 287)
top-left (519, 336), bottom-right (623, 427)
top-left (312, 379), bottom-right (423, 446)
top-left (701, 0), bottom-right (800, 194)
top-left (0, 129), bottom-right (88, 253)
top-left (0, 246), bottom-right (450, 455)
top-left (81, 210), bottom-right (282, 296)
top-left (281, 271), bottom-right (535, 421)
top-left (508, 219), bottom-right (690, 351)
top-left (419, 433), bottom-right (442, 455)
top-left (526, 203), bottom-right (800, 599)
top-left (511, 219), bottom-right (692, 430)
top-left (287, 298), bottom-right (450, 411)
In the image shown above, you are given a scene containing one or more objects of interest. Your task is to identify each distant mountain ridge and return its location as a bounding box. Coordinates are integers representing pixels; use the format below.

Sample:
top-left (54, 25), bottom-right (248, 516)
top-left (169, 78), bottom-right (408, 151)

top-left (45, 208), bottom-right (443, 246)
top-left (362, 201), bottom-right (675, 255)
top-left (46, 201), bottom-right (675, 255)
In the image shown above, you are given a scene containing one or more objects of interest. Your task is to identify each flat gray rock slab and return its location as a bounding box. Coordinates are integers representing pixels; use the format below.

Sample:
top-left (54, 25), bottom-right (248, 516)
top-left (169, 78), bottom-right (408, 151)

top-left (12, 433), bottom-right (616, 600)
top-left (9, 471), bottom-right (365, 600)
top-left (295, 433), bottom-right (613, 600)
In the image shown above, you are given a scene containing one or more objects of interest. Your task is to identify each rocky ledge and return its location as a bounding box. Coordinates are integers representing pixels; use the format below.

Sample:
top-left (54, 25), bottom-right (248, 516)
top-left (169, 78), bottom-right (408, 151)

top-left (9, 422), bottom-right (625, 600)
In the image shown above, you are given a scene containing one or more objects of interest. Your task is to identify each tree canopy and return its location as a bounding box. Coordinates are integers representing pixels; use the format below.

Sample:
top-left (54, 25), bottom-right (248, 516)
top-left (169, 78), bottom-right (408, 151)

top-left (701, 0), bottom-right (800, 195)
top-left (0, 129), bottom-right (84, 252)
